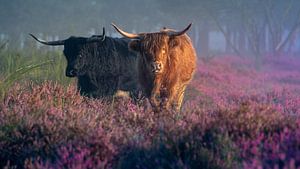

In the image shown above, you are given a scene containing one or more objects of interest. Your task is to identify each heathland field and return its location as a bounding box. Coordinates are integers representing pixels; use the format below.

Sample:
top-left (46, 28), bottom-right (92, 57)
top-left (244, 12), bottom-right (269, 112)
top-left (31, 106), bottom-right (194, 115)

top-left (0, 48), bottom-right (300, 168)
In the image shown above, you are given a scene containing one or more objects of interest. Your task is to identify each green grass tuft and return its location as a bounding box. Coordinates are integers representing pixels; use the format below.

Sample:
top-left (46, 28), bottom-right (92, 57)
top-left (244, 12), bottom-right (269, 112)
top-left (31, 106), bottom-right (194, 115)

top-left (0, 46), bottom-right (73, 99)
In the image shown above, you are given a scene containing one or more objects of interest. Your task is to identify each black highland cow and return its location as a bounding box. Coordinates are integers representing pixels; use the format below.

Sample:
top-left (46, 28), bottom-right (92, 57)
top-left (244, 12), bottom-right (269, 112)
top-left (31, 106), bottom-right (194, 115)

top-left (30, 28), bottom-right (139, 99)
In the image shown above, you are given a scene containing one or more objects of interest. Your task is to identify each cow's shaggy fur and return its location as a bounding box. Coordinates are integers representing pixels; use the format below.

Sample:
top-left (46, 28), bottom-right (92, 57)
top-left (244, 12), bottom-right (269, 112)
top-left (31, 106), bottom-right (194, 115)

top-left (31, 34), bottom-right (139, 99)
top-left (113, 25), bottom-right (197, 111)
top-left (64, 37), bottom-right (139, 98)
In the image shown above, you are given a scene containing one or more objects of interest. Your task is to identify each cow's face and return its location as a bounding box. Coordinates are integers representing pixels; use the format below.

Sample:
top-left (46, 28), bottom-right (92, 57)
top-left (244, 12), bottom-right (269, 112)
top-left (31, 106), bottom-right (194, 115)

top-left (63, 37), bottom-right (88, 77)
top-left (129, 34), bottom-right (170, 75)
top-left (111, 23), bottom-right (192, 75)
top-left (29, 28), bottom-right (106, 78)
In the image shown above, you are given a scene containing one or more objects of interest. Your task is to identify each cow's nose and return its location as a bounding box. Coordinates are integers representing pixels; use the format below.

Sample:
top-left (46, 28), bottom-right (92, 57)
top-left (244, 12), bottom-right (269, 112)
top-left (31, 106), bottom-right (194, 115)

top-left (151, 62), bottom-right (163, 73)
top-left (70, 70), bottom-right (75, 75)
top-left (66, 69), bottom-right (77, 77)
top-left (157, 63), bottom-right (162, 69)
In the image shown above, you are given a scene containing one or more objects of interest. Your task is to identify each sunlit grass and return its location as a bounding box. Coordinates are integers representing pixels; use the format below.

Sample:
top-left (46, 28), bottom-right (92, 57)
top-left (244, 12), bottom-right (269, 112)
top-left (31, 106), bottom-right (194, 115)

top-left (0, 60), bottom-right (54, 98)
top-left (0, 47), bottom-right (73, 99)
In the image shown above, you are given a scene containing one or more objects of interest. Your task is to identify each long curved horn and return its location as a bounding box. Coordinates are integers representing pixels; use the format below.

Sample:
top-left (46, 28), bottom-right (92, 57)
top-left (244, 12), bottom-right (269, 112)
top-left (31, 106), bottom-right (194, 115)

top-left (167, 23), bottom-right (192, 37)
top-left (111, 23), bottom-right (140, 39)
top-left (29, 34), bottom-right (65, 46)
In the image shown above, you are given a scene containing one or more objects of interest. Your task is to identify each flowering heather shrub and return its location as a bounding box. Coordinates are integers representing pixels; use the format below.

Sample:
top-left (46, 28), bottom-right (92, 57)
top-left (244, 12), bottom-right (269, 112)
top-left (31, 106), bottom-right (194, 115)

top-left (0, 55), bottom-right (300, 168)
top-left (240, 121), bottom-right (300, 169)
top-left (0, 82), bottom-right (117, 168)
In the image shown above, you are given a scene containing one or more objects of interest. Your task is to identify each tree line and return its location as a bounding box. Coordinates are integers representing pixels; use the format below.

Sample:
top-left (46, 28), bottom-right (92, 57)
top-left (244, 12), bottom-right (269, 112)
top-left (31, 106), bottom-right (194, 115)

top-left (1, 0), bottom-right (300, 58)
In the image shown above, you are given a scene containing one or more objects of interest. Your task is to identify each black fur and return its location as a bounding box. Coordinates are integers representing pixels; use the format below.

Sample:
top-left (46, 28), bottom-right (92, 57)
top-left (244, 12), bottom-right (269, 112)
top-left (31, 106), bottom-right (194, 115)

top-left (62, 36), bottom-right (139, 99)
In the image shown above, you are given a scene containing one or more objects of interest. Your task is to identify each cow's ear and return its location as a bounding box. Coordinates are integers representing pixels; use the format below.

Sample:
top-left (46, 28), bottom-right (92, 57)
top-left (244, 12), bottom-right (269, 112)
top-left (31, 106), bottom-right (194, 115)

top-left (129, 40), bottom-right (141, 52)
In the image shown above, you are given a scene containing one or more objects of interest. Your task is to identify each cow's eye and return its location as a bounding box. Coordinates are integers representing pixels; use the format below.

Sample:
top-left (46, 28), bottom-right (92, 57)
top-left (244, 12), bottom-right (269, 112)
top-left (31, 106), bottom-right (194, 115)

top-left (143, 52), bottom-right (149, 57)
top-left (162, 47), bottom-right (167, 54)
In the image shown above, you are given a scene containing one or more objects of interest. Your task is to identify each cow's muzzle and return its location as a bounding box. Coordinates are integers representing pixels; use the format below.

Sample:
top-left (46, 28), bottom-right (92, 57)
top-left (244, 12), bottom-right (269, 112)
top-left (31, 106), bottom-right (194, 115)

top-left (151, 61), bottom-right (163, 74)
top-left (66, 69), bottom-right (77, 77)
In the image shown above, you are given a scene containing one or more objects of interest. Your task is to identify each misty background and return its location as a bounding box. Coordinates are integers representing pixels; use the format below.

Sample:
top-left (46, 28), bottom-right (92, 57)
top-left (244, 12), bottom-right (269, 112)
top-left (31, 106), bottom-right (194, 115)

top-left (1, 0), bottom-right (300, 58)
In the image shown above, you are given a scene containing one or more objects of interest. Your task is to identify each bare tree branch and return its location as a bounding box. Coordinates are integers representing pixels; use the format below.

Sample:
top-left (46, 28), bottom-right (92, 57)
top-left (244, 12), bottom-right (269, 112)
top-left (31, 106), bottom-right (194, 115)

top-left (203, 3), bottom-right (242, 57)
top-left (275, 10), bottom-right (300, 52)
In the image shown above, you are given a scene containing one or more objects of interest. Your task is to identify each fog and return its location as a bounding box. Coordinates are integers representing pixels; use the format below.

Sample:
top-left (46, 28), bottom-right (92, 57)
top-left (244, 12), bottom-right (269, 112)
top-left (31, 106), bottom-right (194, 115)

top-left (1, 0), bottom-right (300, 57)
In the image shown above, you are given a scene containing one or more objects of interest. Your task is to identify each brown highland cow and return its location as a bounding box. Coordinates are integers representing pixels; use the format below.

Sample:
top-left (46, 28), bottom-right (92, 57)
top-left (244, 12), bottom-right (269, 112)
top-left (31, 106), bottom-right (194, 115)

top-left (112, 23), bottom-right (197, 111)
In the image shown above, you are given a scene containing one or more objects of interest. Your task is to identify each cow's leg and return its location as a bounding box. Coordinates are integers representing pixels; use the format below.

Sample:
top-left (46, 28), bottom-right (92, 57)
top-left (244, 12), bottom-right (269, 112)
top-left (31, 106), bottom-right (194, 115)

top-left (173, 85), bottom-right (187, 111)
top-left (150, 85), bottom-right (160, 111)
top-left (161, 85), bottom-right (178, 111)
top-left (150, 78), bottom-right (163, 112)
